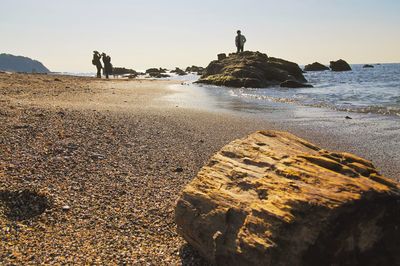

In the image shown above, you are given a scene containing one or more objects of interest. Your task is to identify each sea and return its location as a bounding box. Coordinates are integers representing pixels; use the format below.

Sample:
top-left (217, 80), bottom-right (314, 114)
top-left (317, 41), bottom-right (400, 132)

top-left (226, 63), bottom-right (400, 117)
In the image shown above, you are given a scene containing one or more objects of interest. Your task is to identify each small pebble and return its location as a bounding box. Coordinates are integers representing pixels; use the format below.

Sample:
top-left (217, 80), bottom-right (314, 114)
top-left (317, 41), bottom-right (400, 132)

top-left (174, 167), bottom-right (184, 173)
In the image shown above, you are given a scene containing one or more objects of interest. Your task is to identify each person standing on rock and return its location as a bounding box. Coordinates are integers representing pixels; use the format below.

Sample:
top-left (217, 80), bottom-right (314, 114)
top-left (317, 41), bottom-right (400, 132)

top-left (235, 30), bottom-right (246, 53)
top-left (92, 51), bottom-right (102, 78)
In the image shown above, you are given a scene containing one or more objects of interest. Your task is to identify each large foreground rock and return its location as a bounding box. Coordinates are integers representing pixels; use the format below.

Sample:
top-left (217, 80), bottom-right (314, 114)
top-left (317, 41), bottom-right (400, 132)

top-left (304, 62), bottom-right (330, 71)
top-left (175, 131), bottom-right (400, 266)
top-left (330, 59), bottom-right (352, 71)
top-left (196, 51), bottom-right (308, 88)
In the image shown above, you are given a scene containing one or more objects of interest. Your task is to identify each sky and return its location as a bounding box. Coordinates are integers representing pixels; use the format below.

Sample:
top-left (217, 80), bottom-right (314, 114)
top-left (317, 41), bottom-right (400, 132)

top-left (1, 0), bottom-right (399, 72)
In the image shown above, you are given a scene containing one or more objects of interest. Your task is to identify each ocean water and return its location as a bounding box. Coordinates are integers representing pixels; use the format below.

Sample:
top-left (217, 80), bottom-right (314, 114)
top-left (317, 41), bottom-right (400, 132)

top-left (225, 64), bottom-right (400, 117)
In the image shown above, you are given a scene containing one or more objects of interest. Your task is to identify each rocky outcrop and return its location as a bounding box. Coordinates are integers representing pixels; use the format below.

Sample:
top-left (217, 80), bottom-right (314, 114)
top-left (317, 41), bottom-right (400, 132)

top-left (146, 68), bottom-right (170, 78)
top-left (148, 73), bottom-right (170, 78)
top-left (186, 66), bottom-right (205, 75)
top-left (280, 80), bottom-right (313, 88)
top-left (146, 68), bottom-right (166, 74)
top-left (330, 59), bottom-right (352, 71)
top-left (196, 51), bottom-right (308, 88)
top-left (112, 67), bottom-right (138, 76)
top-left (218, 53), bottom-right (227, 61)
top-left (363, 64), bottom-right (374, 68)
top-left (0, 53), bottom-right (50, 73)
top-left (304, 62), bottom-right (330, 71)
top-left (175, 130), bottom-right (400, 266)
top-left (171, 67), bottom-right (187, 76)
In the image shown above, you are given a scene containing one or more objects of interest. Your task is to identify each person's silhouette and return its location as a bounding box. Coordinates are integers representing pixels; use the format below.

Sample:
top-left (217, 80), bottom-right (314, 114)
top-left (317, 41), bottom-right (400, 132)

top-left (101, 53), bottom-right (112, 79)
top-left (235, 30), bottom-right (246, 53)
top-left (92, 51), bottom-right (102, 78)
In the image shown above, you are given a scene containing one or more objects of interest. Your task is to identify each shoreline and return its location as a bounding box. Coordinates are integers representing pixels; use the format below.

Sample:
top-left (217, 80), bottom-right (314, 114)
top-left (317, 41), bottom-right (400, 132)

top-left (0, 73), bottom-right (399, 264)
top-left (165, 81), bottom-right (400, 180)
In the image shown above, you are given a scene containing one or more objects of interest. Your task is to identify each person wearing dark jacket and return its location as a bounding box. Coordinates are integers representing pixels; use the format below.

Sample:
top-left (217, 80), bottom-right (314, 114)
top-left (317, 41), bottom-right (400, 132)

top-left (102, 53), bottom-right (113, 79)
top-left (92, 51), bottom-right (102, 78)
top-left (235, 30), bottom-right (247, 53)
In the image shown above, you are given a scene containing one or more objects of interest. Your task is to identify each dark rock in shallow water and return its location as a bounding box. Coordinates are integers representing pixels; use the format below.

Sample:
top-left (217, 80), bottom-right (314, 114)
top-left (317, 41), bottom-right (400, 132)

top-left (146, 68), bottom-right (166, 74)
top-left (148, 73), bottom-right (170, 78)
top-left (363, 64), bottom-right (374, 68)
top-left (175, 130), bottom-right (400, 266)
top-left (280, 80), bottom-right (313, 88)
top-left (146, 68), bottom-right (170, 78)
top-left (186, 66), bottom-right (205, 75)
top-left (197, 51), bottom-right (307, 88)
top-left (304, 62), bottom-right (330, 71)
top-left (171, 67), bottom-right (187, 76)
top-left (112, 67), bottom-right (138, 76)
top-left (330, 59), bottom-right (352, 71)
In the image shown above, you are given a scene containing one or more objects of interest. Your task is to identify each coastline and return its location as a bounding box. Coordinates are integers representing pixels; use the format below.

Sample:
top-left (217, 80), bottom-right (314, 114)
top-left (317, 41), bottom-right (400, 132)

top-left (1, 73), bottom-right (399, 264)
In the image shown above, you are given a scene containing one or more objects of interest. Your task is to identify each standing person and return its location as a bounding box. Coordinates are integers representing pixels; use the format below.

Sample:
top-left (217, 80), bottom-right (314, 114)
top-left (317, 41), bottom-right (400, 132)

top-left (235, 30), bottom-right (246, 53)
top-left (92, 51), bottom-right (102, 78)
top-left (102, 53), bottom-right (112, 79)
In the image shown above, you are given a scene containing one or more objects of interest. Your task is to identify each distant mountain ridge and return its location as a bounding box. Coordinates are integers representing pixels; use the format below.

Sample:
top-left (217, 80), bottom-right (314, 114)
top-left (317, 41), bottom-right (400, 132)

top-left (0, 53), bottom-right (50, 73)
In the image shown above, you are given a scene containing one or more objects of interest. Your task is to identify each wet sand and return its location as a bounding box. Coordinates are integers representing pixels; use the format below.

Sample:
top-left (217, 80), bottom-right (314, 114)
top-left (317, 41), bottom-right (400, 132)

top-left (0, 73), bottom-right (399, 264)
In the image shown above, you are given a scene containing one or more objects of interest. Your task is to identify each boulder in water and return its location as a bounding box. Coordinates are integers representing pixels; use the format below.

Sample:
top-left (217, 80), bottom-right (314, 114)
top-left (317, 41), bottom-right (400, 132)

top-left (186, 65), bottom-right (205, 75)
top-left (112, 67), bottom-right (138, 75)
top-left (330, 59), bottom-right (352, 71)
top-left (175, 130), bottom-right (400, 266)
top-left (363, 64), bottom-right (374, 68)
top-left (146, 68), bottom-right (167, 74)
top-left (280, 80), bottom-right (313, 88)
top-left (197, 51), bottom-right (308, 88)
top-left (304, 62), bottom-right (330, 71)
top-left (146, 68), bottom-right (170, 78)
top-left (171, 67), bottom-right (187, 76)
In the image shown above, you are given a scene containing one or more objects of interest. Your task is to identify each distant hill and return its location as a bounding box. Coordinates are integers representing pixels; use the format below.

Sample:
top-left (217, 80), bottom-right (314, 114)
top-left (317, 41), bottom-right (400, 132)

top-left (0, 53), bottom-right (50, 73)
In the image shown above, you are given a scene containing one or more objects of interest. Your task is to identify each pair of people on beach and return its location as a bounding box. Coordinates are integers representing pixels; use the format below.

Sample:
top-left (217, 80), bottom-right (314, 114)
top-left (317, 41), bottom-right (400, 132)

top-left (92, 51), bottom-right (113, 79)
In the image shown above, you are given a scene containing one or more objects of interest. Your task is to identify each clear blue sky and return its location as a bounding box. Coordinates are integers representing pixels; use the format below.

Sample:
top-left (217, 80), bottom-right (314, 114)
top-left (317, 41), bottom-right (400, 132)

top-left (1, 0), bottom-right (399, 72)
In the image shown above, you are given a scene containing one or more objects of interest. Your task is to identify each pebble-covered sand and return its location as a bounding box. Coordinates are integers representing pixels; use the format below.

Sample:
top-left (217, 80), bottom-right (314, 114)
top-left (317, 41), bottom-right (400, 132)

top-left (1, 73), bottom-right (399, 264)
top-left (0, 73), bottom-right (265, 264)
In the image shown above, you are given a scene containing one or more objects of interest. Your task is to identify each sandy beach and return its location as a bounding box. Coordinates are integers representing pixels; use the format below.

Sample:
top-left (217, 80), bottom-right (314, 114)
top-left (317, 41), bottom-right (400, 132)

top-left (1, 73), bottom-right (399, 264)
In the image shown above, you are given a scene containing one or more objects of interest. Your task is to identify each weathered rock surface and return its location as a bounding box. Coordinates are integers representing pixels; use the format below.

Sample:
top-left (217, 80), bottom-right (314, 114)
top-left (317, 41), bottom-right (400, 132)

top-left (196, 51), bottom-right (308, 88)
top-left (175, 130), bottom-right (400, 266)
top-left (304, 62), bottom-right (330, 71)
top-left (280, 80), bottom-right (313, 88)
top-left (330, 59), bottom-right (352, 71)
